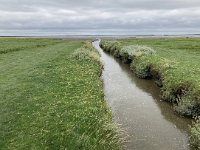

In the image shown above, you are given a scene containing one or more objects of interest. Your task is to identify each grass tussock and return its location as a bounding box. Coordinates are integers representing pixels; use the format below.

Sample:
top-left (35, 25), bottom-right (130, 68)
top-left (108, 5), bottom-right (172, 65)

top-left (72, 48), bottom-right (101, 63)
top-left (191, 118), bottom-right (200, 149)
top-left (100, 39), bottom-right (200, 148)
top-left (131, 55), bottom-right (174, 86)
top-left (0, 39), bottom-right (120, 149)
top-left (72, 42), bottom-right (102, 65)
top-left (120, 45), bottom-right (155, 59)
top-left (100, 40), bottom-right (121, 56)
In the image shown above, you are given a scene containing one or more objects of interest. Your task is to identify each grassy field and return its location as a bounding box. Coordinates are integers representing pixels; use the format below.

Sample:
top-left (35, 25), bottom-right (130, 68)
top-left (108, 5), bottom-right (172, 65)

top-left (100, 38), bottom-right (200, 148)
top-left (0, 38), bottom-right (119, 149)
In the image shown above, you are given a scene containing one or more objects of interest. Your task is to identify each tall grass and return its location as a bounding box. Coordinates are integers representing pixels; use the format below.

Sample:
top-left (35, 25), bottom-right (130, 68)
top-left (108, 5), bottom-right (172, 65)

top-left (120, 45), bottom-right (155, 57)
top-left (71, 41), bottom-right (121, 149)
top-left (72, 42), bottom-right (102, 65)
top-left (191, 118), bottom-right (200, 149)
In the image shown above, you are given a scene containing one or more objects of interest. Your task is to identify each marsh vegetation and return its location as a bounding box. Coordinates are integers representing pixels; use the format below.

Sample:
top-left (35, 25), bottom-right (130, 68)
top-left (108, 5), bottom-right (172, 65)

top-left (100, 38), bottom-right (200, 149)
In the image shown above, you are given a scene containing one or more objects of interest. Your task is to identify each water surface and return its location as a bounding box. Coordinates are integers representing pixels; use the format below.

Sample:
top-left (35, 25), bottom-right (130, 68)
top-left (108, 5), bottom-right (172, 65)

top-left (93, 40), bottom-right (193, 150)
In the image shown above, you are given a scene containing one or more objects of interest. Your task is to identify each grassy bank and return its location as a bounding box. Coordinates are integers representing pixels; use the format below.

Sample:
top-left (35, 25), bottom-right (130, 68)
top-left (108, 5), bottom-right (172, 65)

top-left (100, 38), bottom-right (200, 148)
top-left (0, 38), bottom-right (120, 149)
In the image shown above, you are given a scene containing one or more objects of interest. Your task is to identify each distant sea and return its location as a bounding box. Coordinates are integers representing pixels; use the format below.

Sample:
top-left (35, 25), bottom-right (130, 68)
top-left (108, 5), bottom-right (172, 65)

top-left (0, 29), bottom-right (200, 38)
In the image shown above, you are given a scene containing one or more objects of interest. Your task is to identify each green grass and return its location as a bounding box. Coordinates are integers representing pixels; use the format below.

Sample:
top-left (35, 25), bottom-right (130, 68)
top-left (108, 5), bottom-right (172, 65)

top-left (101, 38), bottom-right (200, 115)
top-left (119, 38), bottom-right (200, 115)
top-left (100, 38), bottom-right (200, 148)
top-left (0, 38), bottom-right (120, 149)
top-left (119, 38), bottom-right (200, 79)
top-left (0, 38), bottom-right (62, 54)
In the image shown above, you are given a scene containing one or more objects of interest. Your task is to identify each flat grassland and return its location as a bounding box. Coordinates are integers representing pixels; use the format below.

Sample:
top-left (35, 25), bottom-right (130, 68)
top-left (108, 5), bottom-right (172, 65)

top-left (0, 38), bottom-right (119, 149)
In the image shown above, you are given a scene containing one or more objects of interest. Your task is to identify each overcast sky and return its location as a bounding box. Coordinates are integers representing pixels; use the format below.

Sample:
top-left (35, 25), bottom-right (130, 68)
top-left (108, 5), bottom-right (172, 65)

top-left (0, 0), bottom-right (200, 34)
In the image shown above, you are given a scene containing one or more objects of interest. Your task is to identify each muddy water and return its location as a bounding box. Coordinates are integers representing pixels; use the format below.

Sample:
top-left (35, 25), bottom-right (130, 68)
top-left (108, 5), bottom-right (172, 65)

top-left (93, 40), bottom-right (193, 150)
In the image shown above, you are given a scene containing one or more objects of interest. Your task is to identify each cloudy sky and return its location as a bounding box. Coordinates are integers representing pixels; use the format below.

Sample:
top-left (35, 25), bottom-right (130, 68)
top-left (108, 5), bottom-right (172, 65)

top-left (0, 0), bottom-right (200, 35)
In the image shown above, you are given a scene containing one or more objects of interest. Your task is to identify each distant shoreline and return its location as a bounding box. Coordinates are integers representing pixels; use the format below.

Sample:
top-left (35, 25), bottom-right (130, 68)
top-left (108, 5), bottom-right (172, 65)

top-left (1, 34), bottom-right (200, 39)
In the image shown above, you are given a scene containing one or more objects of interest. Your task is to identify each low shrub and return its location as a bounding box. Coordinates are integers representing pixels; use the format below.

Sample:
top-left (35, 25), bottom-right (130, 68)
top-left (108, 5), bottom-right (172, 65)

top-left (72, 42), bottom-right (102, 66)
top-left (101, 41), bottom-right (155, 64)
top-left (100, 41), bottom-right (121, 54)
top-left (130, 55), bottom-right (174, 85)
top-left (119, 45), bottom-right (155, 60)
top-left (72, 48), bottom-right (100, 63)
top-left (174, 92), bottom-right (200, 116)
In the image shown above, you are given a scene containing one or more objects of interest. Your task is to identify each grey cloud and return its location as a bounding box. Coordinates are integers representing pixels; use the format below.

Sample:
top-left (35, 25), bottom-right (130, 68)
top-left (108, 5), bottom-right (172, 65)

top-left (0, 0), bottom-right (200, 34)
top-left (1, 0), bottom-right (200, 10)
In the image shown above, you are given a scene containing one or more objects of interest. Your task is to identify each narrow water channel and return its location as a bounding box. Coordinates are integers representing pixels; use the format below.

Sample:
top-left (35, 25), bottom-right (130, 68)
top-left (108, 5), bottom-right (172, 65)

top-left (93, 40), bottom-right (193, 150)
